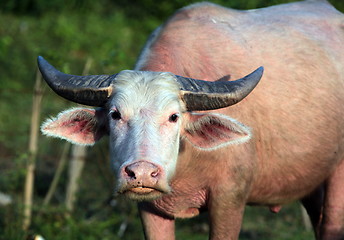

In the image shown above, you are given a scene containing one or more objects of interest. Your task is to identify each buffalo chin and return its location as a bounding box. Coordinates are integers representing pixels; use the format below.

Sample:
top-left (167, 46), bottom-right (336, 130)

top-left (123, 187), bottom-right (166, 201)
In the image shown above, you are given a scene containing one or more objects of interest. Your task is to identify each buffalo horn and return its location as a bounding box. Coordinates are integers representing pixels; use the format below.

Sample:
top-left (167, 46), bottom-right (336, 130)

top-left (37, 56), bottom-right (116, 106)
top-left (177, 67), bottom-right (264, 111)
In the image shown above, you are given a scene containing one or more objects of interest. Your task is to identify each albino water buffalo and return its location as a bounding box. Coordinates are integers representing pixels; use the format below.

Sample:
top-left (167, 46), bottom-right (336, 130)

top-left (39, 0), bottom-right (344, 239)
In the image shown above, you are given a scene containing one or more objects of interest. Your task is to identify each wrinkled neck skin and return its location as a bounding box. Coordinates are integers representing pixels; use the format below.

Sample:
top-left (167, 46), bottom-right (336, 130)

top-left (149, 138), bottom-right (254, 219)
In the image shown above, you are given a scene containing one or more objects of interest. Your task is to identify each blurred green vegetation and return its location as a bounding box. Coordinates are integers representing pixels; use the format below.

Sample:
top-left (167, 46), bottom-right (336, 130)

top-left (0, 0), bottom-right (343, 239)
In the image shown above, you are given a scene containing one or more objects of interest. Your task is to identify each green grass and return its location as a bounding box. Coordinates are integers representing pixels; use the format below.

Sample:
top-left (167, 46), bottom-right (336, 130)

top-left (0, 201), bottom-right (315, 240)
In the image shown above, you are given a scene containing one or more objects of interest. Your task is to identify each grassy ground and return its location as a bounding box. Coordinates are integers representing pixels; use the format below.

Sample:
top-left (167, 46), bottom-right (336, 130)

top-left (0, 200), bottom-right (315, 240)
top-left (174, 203), bottom-right (314, 240)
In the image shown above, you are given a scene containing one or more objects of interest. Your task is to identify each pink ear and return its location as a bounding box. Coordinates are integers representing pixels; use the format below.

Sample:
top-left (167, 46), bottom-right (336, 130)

top-left (41, 108), bottom-right (107, 146)
top-left (184, 113), bottom-right (251, 150)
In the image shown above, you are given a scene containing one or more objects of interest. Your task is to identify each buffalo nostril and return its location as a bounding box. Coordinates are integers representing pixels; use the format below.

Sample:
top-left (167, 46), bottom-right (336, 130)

top-left (151, 170), bottom-right (159, 178)
top-left (125, 167), bottom-right (136, 179)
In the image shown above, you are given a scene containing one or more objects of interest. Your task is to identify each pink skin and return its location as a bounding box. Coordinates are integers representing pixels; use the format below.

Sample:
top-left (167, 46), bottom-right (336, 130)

top-left (135, 1), bottom-right (344, 239)
top-left (41, 1), bottom-right (344, 240)
top-left (269, 205), bottom-right (282, 214)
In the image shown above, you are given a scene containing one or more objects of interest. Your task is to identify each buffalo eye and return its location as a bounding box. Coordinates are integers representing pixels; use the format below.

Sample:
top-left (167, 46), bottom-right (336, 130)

top-left (111, 110), bottom-right (121, 120)
top-left (169, 113), bottom-right (179, 123)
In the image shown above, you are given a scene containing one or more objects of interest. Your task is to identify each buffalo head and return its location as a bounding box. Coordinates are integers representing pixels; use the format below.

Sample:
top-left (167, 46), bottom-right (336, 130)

top-left (39, 56), bottom-right (263, 200)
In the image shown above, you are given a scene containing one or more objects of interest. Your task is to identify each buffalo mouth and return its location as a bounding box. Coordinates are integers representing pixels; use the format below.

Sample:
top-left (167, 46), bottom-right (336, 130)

top-left (129, 187), bottom-right (156, 194)
top-left (118, 185), bottom-right (170, 201)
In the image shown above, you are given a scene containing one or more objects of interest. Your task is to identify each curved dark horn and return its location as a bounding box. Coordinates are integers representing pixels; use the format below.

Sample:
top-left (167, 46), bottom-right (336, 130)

top-left (37, 56), bottom-right (117, 106)
top-left (176, 67), bottom-right (264, 111)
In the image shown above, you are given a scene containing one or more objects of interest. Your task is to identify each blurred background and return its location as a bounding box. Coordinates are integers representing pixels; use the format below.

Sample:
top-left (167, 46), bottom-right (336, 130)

top-left (0, 0), bottom-right (343, 239)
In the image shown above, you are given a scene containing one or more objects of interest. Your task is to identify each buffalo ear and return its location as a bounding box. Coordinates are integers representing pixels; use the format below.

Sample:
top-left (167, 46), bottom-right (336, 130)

top-left (41, 108), bottom-right (108, 146)
top-left (183, 112), bottom-right (251, 150)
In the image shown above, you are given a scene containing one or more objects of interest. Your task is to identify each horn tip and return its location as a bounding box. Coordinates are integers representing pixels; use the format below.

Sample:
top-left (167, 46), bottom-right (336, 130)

top-left (37, 56), bottom-right (45, 65)
top-left (256, 66), bottom-right (264, 74)
top-left (250, 66), bottom-right (264, 81)
top-left (37, 56), bottom-right (61, 79)
top-left (37, 56), bottom-right (49, 72)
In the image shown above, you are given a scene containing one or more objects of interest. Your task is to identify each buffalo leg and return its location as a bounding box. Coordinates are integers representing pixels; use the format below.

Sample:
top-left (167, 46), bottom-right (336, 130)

top-left (301, 185), bottom-right (324, 239)
top-left (208, 192), bottom-right (245, 240)
top-left (321, 160), bottom-right (344, 240)
top-left (138, 202), bottom-right (175, 240)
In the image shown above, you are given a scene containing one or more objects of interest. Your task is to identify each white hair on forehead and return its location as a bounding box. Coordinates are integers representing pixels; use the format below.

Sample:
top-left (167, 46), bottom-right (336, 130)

top-left (115, 70), bottom-right (180, 91)
top-left (111, 70), bottom-right (183, 113)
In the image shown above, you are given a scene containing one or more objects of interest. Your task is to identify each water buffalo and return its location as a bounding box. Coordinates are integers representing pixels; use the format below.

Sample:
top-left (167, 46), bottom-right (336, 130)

top-left (38, 1), bottom-right (344, 239)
